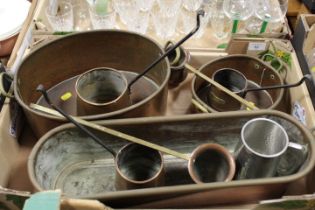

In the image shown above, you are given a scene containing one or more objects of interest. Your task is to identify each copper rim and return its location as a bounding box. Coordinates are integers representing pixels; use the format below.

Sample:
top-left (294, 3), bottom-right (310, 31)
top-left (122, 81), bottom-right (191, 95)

top-left (115, 143), bottom-right (164, 185)
top-left (188, 143), bottom-right (236, 184)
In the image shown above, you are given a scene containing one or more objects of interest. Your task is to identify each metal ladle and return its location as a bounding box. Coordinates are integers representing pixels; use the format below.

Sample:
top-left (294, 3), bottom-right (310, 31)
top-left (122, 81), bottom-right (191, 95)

top-left (37, 84), bottom-right (165, 190)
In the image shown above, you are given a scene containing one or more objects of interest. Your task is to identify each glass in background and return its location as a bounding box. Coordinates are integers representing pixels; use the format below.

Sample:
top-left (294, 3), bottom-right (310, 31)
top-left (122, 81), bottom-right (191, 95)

top-left (135, 0), bottom-right (155, 12)
top-left (151, 3), bottom-right (179, 39)
top-left (126, 9), bottom-right (150, 34)
top-left (210, 0), bottom-right (231, 40)
top-left (178, 0), bottom-right (210, 38)
top-left (113, 0), bottom-right (138, 25)
top-left (183, 0), bottom-right (203, 11)
top-left (123, 0), bottom-right (154, 34)
top-left (46, 1), bottom-right (74, 31)
top-left (255, 0), bottom-right (288, 33)
top-left (194, 1), bottom-right (212, 38)
top-left (223, 0), bottom-right (254, 33)
top-left (179, 7), bottom-right (196, 34)
top-left (89, 0), bottom-right (116, 29)
top-left (72, 0), bottom-right (91, 31)
top-left (157, 0), bottom-right (182, 16)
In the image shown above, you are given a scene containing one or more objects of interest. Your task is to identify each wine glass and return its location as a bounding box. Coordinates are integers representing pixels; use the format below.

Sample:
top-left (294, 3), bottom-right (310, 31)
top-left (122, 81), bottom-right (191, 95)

top-left (223, 0), bottom-right (254, 33)
top-left (255, 0), bottom-right (288, 33)
top-left (182, 0), bottom-right (203, 11)
top-left (210, 0), bottom-right (231, 40)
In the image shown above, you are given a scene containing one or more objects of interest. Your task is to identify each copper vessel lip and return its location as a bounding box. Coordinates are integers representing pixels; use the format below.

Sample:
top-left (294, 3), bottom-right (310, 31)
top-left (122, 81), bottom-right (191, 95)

top-left (14, 30), bottom-right (170, 121)
top-left (212, 68), bottom-right (248, 94)
top-left (75, 67), bottom-right (129, 106)
top-left (188, 143), bottom-right (236, 184)
top-left (191, 54), bottom-right (284, 112)
top-left (115, 143), bottom-right (165, 185)
top-left (165, 44), bottom-right (190, 71)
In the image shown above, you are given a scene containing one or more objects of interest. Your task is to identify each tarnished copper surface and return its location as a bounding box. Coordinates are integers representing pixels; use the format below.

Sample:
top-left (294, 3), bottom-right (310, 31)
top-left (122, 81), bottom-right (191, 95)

top-left (192, 55), bottom-right (286, 112)
top-left (75, 67), bottom-right (130, 116)
top-left (28, 110), bottom-right (315, 208)
top-left (14, 30), bottom-right (170, 137)
top-left (115, 143), bottom-right (165, 190)
top-left (188, 143), bottom-right (236, 183)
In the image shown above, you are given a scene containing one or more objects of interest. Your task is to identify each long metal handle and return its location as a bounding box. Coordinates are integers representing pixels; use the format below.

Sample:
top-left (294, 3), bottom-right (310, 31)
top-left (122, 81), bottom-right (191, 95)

top-left (243, 74), bottom-right (312, 95)
top-left (36, 84), bottom-right (117, 157)
top-left (127, 10), bottom-right (205, 91)
top-left (30, 102), bottom-right (190, 161)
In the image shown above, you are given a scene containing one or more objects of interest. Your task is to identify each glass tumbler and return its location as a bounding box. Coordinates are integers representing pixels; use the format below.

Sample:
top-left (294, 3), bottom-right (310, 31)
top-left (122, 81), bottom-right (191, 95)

top-left (46, 1), bottom-right (74, 31)
top-left (126, 10), bottom-right (150, 34)
top-left (89, 0), bottom-right (116, 29)
top-left (151, 5), bottom-right (179, 39)
top-left (114, 0), bottom-right (139, 25)
top-left (157, 0), bottom-right (182, 16)
top-left (210, 0), bottom-right (231, 39)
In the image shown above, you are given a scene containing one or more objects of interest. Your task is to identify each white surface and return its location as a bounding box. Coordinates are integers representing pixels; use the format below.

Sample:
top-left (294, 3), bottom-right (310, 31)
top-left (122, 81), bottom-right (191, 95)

top-left (0, 0), bottom-right (31, 41)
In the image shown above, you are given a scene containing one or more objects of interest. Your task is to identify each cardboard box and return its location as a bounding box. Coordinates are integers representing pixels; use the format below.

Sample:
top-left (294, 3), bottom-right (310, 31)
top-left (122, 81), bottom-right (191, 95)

top-left (291, 14), bottom-right (315, 108)
top-left (4, 1), bottom-right (315, 208)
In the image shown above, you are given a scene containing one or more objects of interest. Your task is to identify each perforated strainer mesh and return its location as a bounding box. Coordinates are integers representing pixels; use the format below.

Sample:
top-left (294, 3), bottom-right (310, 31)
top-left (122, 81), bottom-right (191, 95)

top-left (242, 118), bottom-right (288, 157)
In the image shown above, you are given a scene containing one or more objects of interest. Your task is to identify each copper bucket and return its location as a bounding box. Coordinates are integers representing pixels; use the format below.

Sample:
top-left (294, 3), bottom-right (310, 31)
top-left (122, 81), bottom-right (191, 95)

top-left (13, 31), bottom-right (170, 137)
top-left (192, 55), bottom-right (284, 112)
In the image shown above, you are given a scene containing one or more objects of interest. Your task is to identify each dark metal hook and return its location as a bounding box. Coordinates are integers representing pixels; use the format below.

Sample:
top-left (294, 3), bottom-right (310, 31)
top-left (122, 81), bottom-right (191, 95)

top-left (242, 74), bottom-right (313, 96)
top-left (127, 9), bottom-right (205, 91)
top-left (36, 84), bottom-right (117, 157)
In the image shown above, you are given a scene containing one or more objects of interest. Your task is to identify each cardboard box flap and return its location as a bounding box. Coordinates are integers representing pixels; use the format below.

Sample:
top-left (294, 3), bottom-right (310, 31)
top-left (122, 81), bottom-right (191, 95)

top-left (302, 16), bottom-right (315, 55)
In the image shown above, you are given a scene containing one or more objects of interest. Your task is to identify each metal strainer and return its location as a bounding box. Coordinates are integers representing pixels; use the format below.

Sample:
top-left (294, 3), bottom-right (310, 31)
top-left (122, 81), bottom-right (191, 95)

top-left (236, 118), bottom-right (302, 179)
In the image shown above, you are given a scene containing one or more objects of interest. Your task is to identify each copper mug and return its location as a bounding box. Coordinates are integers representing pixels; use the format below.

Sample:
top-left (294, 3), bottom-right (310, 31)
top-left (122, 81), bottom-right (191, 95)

top-left (188, 143), bottom-right (236, 183)
top-left (164, 41), bottom-right (190, 87)
top-left (115, 143), bottom-right (165, 190)
top-left (76, 67), bottom-right (130, 115)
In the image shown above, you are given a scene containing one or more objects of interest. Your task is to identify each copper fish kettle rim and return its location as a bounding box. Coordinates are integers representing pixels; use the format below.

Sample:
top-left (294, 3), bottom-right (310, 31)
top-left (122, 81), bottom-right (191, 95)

top-left (28, 109), bottom-right (315, 199)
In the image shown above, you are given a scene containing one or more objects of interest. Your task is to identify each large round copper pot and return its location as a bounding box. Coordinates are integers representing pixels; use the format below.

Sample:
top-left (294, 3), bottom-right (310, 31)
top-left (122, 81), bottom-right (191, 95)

top-left (192, 55), bottom-right (284, 112)
top-left (14, 30), bottom-right (170, 137)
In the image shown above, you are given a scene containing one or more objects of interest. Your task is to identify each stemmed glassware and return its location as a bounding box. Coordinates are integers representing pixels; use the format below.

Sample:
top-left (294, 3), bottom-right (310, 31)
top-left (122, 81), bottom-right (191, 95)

top-left (254, 0), bottom-right (288, 33)
top-left (210, 0), bottom-right (231, 40)
top-left (179, 0), bottom-right (211, 39)
top-left (223, 0), bottom-right (254, 33)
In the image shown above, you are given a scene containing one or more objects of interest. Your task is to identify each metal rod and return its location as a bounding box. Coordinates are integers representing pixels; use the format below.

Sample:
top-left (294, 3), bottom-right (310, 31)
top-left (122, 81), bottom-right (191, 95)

top-left (36, 84), bottom-right (117, 157)
top-left (127, 10), bottom-right (205, 91)
top-left (243, 74), bottom-right (312, 95)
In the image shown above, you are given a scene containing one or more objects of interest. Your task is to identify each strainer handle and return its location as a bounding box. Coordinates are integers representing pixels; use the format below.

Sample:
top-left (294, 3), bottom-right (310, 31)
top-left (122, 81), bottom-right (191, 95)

top-left (288, 142), bottom-right (304, 150)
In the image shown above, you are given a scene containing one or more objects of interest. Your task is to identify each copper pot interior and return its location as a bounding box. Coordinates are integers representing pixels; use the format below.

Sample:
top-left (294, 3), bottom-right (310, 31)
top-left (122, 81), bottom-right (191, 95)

top-left (188, 144), bottom-right (235, 183)
top-left (76, 67), bottom-right (131, 115)
top-left (116, 143), bottom-right (164, 189)
top-left (193, 56), bottom-right (284, 111)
